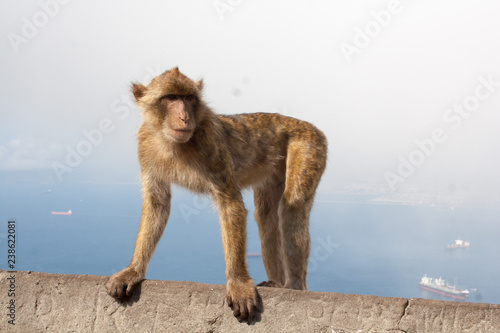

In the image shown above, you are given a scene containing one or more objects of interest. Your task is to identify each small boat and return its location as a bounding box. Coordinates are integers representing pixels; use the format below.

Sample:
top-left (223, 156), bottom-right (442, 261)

top-left (51, 210), bottom-right (72, 215)
top-left (247, 253), bottom-right (262, 257)
top-left (447, 239), bottom-right (470, 249)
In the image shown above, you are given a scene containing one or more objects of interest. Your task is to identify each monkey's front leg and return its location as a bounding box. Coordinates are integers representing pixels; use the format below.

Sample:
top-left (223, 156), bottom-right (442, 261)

top-left (106, 188), bottom-right (171, 299)
top-left (216, 191), bottom-right (263, 322)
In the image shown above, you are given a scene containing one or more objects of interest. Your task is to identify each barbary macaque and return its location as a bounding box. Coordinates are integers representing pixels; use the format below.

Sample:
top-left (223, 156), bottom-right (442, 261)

top-left (106, 67), bottom-right (327, 322)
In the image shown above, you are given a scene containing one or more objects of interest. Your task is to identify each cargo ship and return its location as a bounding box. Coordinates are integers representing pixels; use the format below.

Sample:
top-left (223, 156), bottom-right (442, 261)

top-left (447, 239), bottom-right (470, 249)
top-left (420, 275), bottom-right (469, 300)
top-left (51, 210), bottom-right (72, 215)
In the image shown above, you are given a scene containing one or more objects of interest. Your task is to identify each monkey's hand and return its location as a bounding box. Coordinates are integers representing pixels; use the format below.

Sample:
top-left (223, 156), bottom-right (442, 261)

top-left (106, 267), bottom-right (144, 299)
top-left (226, 279), bottom-right (263, 322)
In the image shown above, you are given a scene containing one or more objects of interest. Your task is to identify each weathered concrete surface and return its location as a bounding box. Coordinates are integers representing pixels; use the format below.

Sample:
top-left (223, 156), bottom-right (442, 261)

top-left (1, 270), bottom-right (499, 332)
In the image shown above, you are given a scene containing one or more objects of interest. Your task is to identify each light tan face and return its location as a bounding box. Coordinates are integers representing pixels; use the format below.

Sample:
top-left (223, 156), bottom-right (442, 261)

top-left (159, 94), bottom-right (198, 143)
top-left (132, 68), bottom-right (204, 144)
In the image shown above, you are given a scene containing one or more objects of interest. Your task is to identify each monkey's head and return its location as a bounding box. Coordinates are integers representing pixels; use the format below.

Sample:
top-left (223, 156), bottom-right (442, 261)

top-left (132, 67), bottom-right (206, 144)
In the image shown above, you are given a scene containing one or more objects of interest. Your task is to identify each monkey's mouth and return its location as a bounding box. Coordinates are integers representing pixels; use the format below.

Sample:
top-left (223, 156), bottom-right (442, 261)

top-left (173, 129), bottom-right (193, 135)
top-left (169, 128), bottom-right (194, 142)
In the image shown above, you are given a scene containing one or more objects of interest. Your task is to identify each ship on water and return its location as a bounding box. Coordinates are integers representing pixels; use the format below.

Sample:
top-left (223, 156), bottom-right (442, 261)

top-left (420, 275), bottom-right (469, 300)
top-left (51, 210), bottom-right (72, 215)
top-left (447, 238), bottom-right (470, 249)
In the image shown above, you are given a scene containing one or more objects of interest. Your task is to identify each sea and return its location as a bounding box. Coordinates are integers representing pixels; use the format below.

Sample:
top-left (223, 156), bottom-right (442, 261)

top-left (1, 182), bottom-right (499, 304)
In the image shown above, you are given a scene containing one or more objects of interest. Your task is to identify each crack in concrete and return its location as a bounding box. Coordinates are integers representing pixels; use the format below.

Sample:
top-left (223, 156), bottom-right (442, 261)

top-left (152, 303), bottom-right (160, 332)
top-left (89, 290), bottom-right (99, 333)
top-left (207, 314), bottom-right (222, 326)
top-left (206, 314), bottom-right (222, 333)
top-left (396, 298), bottom-right (410, 333)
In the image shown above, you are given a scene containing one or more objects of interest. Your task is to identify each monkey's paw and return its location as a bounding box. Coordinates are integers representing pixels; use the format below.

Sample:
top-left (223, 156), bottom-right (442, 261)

top-left (256, 280), bottom-right (283, 288)
top-left (106, 267), bottom-right (144, 299)
top-left (226, 279), bottom-right (263, 323)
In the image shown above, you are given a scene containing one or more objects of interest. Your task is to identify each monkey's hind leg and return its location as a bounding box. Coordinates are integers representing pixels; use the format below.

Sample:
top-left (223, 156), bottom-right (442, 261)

top-left (278, 196), bottom-right (314, 290)
top-left (253, 180), bottom-right (286, 287)
top-left (279, 140), bottom-right (326, 290)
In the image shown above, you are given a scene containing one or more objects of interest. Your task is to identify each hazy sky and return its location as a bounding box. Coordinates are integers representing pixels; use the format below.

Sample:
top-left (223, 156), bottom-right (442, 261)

top-left (1, 0), bottom-right (499, 194)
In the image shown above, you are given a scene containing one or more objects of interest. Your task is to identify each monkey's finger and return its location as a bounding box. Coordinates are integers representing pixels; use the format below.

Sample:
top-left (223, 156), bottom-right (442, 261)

top-left (254, 291), bottom-right (263, 312)
top-left (109, 283), bottom-right (121, 298)
top-left (126, 283), bottom-right (135, 297)
top-left (105, 282), bottom-right (114, 296)
top-left (232, 300), bottom-right (241, 318)
top-left (116, 284), bottom-right (127, 298)
top-left (226, 295), bottom-right (233, 308)
top-left (108, 286), bottom-right (116, 298)
top-left (238, 301), bottom-right (249, 321)
top-left (246, 300), bottom-right (256, 320)
top-left (247, 307), bottom-right (256, 323)
top-left (247, 293), bottom-right (263, 322)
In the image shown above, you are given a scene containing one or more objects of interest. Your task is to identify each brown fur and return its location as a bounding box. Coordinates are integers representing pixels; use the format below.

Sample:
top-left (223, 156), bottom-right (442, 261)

top-left (106, 67), bottom-right (328, 322)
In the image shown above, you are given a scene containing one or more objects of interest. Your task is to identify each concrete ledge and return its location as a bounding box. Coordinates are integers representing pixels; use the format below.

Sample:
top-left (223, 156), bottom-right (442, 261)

top-left (1, 270), bottom-right (499, 332)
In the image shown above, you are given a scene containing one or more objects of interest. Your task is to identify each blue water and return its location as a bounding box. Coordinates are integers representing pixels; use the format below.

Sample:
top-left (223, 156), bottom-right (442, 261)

top-left (1, 182), bottom-right (498, 304)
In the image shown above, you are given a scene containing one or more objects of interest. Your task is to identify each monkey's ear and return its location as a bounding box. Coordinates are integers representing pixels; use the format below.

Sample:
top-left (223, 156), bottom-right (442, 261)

top-left (196, 79), bottom-right (204, 92)
top-left (132, 83), bottom-right (147, 101)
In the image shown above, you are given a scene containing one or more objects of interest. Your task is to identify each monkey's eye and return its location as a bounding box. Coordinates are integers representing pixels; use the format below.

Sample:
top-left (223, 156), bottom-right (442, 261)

top-left (164, 94), bottom-right (179, 101)
top-left (184, 95), bottom-right (195, 101)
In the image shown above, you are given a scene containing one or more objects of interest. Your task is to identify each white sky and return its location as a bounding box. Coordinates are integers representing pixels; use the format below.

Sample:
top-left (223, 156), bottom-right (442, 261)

top-left (1, 0), bottom-right (499, 194)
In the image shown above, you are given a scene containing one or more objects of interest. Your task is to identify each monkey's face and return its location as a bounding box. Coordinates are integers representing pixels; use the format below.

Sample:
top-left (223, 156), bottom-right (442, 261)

top-left (132, 68), bottom-right (205, 144)
top-left (157, 94), bottom-right (197, 143)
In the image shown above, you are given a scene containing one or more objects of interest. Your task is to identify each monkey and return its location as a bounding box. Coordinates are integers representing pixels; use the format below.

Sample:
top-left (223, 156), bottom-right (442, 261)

top-left (106, 67), bottom-right (327, 322)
